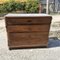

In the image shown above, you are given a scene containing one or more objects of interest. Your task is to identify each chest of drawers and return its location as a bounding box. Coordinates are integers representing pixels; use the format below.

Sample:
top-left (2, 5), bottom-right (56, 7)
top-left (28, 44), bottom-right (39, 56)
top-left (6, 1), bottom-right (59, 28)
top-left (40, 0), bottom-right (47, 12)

top-left (5, 14), bottom-right (52, 49)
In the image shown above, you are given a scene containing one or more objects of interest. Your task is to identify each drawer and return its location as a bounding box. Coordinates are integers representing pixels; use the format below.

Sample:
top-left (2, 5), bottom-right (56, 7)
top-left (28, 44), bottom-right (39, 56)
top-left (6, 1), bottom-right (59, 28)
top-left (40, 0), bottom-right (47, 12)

top-left (8, 32), bottom-right (48, 47)
top-left (7, 25), bottom-right (50, 32)
top-left (5, 17), bottom-right (52, 25)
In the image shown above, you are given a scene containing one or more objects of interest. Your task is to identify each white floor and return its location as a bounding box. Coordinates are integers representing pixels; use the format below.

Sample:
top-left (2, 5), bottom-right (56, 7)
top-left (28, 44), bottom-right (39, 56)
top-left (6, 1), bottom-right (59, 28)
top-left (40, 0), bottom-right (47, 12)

top-left (52, 15), bottom-right (60, 23)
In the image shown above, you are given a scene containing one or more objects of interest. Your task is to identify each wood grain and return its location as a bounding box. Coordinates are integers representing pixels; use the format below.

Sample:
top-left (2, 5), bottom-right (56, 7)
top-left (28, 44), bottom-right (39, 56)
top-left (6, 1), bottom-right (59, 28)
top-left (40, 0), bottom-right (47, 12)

top-left (8, 32), bottom-right (48, 47)
top-left (7, 25), bottom-right (50, 32)
top-left (5, 17), bottom-right (52, 25)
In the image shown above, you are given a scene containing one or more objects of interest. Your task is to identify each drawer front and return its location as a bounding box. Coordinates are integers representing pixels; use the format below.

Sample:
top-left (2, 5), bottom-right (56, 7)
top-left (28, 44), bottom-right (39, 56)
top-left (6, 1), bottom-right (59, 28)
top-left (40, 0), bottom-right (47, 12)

top-left (7, 25), bottom-right (50, 32)
top-left (5, 17), bottom-right (52, 25)
top-left (8, 32), bottom-right (48, 47)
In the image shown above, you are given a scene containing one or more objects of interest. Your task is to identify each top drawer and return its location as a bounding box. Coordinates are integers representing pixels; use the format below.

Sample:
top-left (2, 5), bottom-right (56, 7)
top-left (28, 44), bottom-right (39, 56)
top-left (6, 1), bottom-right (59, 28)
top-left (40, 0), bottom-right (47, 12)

top-left (5, 17), bottom-right (52, 25)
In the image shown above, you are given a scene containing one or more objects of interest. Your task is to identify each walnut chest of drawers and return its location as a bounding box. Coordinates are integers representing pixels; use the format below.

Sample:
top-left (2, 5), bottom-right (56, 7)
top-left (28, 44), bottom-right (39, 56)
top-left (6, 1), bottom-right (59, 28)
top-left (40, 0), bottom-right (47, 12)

top-left (5, 14), bottom-right (52, 49)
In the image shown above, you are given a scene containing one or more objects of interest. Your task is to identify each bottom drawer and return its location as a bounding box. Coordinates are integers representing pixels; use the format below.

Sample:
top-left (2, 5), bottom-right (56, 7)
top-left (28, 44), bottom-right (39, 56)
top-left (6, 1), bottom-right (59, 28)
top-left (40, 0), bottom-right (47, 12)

top-left (8, 32), bottom-right (49, 49)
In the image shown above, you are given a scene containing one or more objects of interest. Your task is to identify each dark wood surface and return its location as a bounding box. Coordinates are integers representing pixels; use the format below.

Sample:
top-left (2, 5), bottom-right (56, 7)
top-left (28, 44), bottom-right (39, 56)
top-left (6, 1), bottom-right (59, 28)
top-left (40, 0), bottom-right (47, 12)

top-left (7, 25), bottom-right (50, 32)
top-left (5, 15), bottom-right (52, 49)
top-left (5, 17), bottom-right (51, 25)
top-left (8, 32), bottom-right (48, 48)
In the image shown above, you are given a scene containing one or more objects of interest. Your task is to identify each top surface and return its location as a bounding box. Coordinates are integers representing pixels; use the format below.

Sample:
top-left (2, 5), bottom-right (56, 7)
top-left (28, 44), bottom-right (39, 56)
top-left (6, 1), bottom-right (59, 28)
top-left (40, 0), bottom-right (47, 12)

top-left (5, 13), bottom-right (51, 17)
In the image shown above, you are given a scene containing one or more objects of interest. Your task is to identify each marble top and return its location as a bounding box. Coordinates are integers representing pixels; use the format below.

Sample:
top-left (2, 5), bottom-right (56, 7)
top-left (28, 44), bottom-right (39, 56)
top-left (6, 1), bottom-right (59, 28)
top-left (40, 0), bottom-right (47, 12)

top-left (5, 13), bottom-right (51, 17)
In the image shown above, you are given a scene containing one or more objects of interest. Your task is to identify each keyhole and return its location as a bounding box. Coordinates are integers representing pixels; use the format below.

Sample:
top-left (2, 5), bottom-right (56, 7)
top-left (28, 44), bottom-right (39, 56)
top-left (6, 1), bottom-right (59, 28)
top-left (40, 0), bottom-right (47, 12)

top-left (28, 20), bottom-right (31, 22)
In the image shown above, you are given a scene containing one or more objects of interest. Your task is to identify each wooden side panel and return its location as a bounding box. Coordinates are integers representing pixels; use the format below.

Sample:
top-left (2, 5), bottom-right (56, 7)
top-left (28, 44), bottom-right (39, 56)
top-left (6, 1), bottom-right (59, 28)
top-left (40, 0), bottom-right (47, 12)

top-left (7, 25), bottom-right (50, 32)
top-left (8, 32), bottom-right (48, 48)
top-left (5, 17), bottom-right (52, 25)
